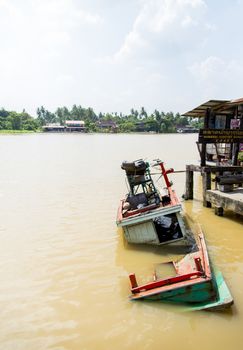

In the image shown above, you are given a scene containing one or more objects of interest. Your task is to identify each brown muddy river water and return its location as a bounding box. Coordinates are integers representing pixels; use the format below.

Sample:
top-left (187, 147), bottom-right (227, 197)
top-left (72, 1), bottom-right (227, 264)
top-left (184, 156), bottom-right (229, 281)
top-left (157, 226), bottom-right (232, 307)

top-left (0, 133), bottom-right (243, 350)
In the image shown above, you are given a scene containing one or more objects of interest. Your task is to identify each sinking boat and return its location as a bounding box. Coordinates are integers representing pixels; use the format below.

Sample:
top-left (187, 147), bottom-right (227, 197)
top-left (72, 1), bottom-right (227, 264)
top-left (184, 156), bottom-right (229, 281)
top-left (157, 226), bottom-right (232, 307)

top-left (128, 233), bottom-right (233, 311)
top-left (116, 159), bottom-right (188, 245)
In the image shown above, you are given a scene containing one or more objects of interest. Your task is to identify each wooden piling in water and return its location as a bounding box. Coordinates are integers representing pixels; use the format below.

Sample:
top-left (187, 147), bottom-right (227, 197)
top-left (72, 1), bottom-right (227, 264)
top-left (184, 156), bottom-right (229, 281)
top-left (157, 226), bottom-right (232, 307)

top-left (184, 164), bottom-right (201, 200)
top-left (185, 165), bottom-right (194, 200)
top-left (202, 171), bottom-right (212, 208)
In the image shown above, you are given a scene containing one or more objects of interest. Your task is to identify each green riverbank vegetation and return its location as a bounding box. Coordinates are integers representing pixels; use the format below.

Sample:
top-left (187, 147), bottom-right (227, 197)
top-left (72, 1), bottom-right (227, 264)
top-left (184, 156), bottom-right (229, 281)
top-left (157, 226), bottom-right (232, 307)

top-left (0, 109), bottom-right (39, 132)
top-left (0, 105), bottom-right (202, 133)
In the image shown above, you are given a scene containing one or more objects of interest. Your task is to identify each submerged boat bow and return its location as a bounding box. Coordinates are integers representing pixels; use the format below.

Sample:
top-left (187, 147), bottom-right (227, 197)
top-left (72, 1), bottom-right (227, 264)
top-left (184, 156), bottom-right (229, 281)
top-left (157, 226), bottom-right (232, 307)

top-left (128, 233), bottom-right (233, 311)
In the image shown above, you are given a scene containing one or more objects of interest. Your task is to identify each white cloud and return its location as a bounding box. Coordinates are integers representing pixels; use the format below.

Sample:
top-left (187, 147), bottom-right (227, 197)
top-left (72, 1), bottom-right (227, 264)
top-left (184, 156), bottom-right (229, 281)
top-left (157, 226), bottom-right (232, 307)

top-left (0, 0), bottom-right (22, 18)
top-left (189, 56), bottom-right (225, 81)
top-left (33, 0), bottom-right (103, 30)
top-left (0, 0), bottom-right (102, 51)
top-left (0, 1), bottom-right (243, 116)
top-left (56, 74), bottom-right (74, 84)
top-left (113, 31), bottom-right (147, 63)
top-left (188, 56), bottom-right (243, 98)
top-left (189, 56), bottom-right (243, 81)
top-left (75, 9), bottom-right (102, 24)
top-left (109, 0), bottom-right (208, 62)
top-left (181, 15), bottom-right (197, 27)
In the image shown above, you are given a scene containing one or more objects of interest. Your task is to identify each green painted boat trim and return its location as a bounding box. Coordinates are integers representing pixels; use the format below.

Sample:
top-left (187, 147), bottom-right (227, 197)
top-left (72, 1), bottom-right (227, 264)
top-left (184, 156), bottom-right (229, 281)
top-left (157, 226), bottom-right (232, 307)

top-left (185, 270), bottom-right (234, 311)
top-left (136, 280), bottom-right (215, 303)
top-left (132, 270), bottom-right (233, 312)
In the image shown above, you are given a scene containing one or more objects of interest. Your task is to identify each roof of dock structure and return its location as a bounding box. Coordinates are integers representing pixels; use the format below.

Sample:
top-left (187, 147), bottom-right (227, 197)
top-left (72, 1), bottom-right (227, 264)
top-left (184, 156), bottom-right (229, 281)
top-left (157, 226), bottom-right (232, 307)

top-left (182, 100), bottom-right (230, 118)
top-left (183, 98), bottom-right (243, 118)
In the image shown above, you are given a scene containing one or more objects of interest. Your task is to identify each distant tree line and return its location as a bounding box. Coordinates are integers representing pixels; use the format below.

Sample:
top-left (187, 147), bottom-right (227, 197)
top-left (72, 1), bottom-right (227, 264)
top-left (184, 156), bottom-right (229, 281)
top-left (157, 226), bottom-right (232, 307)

top-left (36, 105), bottom-right (202, 133)
top-left (0, 105), bottom-right (202, 133)
top-left (0, 109), bottom-right (39, 131)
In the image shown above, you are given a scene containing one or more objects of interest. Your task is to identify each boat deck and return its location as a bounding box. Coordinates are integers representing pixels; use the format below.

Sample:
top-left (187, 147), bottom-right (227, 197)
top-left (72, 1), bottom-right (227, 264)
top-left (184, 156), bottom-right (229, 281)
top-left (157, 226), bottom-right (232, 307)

top-left (129, 234), bottom-right (212, 300)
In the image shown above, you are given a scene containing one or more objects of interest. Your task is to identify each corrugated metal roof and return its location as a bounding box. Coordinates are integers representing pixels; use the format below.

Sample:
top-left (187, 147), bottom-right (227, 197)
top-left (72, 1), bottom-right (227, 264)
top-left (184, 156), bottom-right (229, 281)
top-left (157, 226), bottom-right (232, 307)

top-left (65, 120), bottom-right (85, 125)
top-left (223, 97), bottom-right (243, 109)
top-left (182, 100), bottom-right (230, 118)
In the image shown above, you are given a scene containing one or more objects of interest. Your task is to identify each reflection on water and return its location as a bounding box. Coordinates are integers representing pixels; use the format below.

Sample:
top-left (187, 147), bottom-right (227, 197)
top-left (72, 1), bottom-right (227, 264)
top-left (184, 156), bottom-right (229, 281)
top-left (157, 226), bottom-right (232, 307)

top-left (0, 133), bottom-right (242, 350)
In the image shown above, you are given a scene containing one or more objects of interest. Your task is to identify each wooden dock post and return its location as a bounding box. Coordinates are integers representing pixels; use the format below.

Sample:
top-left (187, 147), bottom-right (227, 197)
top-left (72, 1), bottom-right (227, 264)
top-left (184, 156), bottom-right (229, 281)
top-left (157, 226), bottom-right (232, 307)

top-left (202, 170), bottom-right (212, 207)
top-left (214, 206), bottom-right (224, 216)
top-left (185, 165), bottom-right (194, 199)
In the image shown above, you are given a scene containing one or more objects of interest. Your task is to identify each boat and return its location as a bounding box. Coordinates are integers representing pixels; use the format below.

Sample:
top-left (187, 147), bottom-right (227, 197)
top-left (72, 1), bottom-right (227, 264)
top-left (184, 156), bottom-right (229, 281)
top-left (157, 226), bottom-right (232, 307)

top-left (128, 233), bottom-right (233, 310)
top-left (177, 126), bottom-right (199, 133)
top-left (116, 159), bottom-right (188, 245)
top-left (117, 158), bottom-right (233, 310)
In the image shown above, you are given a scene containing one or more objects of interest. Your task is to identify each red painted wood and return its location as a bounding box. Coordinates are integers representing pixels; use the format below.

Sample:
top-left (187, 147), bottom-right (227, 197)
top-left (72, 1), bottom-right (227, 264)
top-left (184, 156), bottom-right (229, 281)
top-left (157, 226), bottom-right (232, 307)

top-left (116, 200), bottom-right (124, 223)
top-left (168, 187), bottom-right (180, 206)
top-left (131, 271), bottom-right (203, 293)
top-left (194, 257), bottom-right (203, 273)
top-left (129, 273), bottom-right (138, 288)
top-left (124, 203), bottom-right (158, 218)
top-left (158, 162), bottom-right (174, 188)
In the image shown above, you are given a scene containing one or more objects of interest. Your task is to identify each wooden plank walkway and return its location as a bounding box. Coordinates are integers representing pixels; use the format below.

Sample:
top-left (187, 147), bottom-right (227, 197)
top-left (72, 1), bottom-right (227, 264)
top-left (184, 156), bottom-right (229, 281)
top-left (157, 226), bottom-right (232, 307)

top-left (206, 188), bottom-right (243, 216)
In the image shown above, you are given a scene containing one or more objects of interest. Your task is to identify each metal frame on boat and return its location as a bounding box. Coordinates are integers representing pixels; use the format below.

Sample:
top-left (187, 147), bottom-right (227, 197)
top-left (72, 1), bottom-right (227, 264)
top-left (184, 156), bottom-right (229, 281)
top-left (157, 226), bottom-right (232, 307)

top-left (116, 159), bottom-right (186, 245)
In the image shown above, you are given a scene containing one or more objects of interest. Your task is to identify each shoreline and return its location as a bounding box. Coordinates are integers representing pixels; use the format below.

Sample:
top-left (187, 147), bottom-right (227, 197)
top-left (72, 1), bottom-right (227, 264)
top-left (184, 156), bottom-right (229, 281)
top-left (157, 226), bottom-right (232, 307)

top-left (0, 130), bottom-right (198, 135)
top-left (0, 130), bottom-right (38, 134)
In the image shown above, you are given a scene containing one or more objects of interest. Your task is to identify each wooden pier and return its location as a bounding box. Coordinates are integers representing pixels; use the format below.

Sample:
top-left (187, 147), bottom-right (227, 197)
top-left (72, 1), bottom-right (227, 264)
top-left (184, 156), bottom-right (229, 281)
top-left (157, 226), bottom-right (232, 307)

top-left (184, 164), bottom-right (243, 216)
top-left (206, 187), bottom-right (243, 216)
top-left (182, 97), bottom-right (243, 217)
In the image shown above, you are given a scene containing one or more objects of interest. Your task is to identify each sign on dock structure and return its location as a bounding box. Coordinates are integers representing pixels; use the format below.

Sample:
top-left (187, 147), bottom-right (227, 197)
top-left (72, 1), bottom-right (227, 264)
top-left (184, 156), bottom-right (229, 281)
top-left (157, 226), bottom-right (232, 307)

top-left (183, 98), bottom-right (243, 166)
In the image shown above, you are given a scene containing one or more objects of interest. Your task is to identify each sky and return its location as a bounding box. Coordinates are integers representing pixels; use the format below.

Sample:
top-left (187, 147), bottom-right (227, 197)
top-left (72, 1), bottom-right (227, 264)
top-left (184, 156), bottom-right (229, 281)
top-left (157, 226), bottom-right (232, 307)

top-left (0, 0), bottom-right (243, 117)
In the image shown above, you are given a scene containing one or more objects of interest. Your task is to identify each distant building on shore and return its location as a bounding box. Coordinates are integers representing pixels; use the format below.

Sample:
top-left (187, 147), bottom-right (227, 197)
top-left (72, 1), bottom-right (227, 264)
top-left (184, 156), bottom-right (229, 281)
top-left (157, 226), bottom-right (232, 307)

top-left (42, 123), bottom-right (64, 132)
top-left (65, 120), bottom-right (85, 131)
top-left (96, 120), bottom-right (118, 132)
top-left (43, 120), bottom-right (86, 132)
